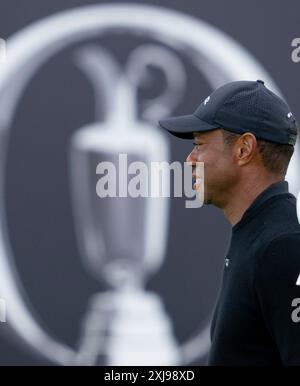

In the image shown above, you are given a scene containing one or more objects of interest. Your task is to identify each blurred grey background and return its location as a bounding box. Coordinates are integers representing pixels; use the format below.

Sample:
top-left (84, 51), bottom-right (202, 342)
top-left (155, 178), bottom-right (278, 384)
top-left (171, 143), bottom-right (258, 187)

top-left (0, 0), bottom-right (299, 365)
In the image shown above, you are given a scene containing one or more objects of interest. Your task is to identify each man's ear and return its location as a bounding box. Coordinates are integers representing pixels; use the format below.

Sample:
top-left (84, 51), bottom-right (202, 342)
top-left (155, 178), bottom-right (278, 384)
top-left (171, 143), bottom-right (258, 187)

top-left (236, 133), bottom-right (257, 166)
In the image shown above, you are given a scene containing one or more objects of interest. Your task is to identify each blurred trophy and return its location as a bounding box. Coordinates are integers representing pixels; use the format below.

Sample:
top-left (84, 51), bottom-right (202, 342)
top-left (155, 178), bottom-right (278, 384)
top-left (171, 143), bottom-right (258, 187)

top-left (68, 46), bottom-right (184, 365)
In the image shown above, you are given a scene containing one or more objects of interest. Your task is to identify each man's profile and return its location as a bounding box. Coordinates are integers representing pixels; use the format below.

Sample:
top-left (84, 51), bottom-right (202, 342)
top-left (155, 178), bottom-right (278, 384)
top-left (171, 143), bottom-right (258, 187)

top-left (159, 80), bottom-right (300, 366)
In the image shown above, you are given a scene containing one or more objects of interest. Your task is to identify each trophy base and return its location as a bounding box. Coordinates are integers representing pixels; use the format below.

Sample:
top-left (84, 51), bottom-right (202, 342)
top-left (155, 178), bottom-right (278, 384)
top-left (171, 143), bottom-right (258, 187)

top-left (74, 289), bottom-right (180, 366)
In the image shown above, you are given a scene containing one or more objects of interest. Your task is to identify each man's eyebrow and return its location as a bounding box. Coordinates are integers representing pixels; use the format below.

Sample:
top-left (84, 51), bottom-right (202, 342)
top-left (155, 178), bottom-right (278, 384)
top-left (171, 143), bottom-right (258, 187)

top-left (193, 134), bottom-right (207, 142)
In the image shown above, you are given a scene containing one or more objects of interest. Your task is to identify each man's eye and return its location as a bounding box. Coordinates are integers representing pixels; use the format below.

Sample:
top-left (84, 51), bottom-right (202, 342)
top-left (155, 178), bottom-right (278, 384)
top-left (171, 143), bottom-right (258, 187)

top-left (193, 142), bottom-right (202, 147)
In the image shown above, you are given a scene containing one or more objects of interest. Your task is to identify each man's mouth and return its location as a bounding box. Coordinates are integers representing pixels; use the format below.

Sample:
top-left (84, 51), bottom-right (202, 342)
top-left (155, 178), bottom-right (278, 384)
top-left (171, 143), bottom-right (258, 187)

top-left (192, 174), bottom-right (201, 190)
top-left (192, 164), bottom-right (204, 191)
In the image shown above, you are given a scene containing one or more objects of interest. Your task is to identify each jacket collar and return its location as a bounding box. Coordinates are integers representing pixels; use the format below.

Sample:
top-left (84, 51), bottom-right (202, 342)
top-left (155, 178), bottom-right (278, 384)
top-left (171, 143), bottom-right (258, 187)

top-left (232, 180), bottom-right (291, 232)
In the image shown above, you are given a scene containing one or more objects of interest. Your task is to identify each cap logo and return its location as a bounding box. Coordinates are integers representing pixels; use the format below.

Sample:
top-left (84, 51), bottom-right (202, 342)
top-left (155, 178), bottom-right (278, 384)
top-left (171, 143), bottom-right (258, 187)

top-left (204, 96), bottom-right (210, 105)
top-left (287, 112), bottom-right (293, 118)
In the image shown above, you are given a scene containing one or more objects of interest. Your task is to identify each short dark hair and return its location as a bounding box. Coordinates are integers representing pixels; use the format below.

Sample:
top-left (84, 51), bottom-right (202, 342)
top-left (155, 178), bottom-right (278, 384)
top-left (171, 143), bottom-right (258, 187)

top-left (222, 129), bottom-right (294, 176)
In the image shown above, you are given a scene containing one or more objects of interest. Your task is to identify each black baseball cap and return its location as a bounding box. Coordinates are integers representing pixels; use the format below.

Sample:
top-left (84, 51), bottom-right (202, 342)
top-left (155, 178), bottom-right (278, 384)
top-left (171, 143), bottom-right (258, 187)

top-left (158, 80), bottom-right (298, 146)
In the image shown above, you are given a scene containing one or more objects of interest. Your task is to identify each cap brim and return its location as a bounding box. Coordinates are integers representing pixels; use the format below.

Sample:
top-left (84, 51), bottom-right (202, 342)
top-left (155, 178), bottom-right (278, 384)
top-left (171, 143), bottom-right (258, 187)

top-left (158, 114), bottom-right (219, 139)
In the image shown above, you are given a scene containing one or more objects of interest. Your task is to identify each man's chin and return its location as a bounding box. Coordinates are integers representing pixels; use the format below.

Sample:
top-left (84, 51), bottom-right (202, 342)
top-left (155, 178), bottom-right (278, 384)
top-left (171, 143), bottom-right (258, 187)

top-left (203, 197), bottom-right (212, 205)
top-left (192, 182), bottom-right (211, 205)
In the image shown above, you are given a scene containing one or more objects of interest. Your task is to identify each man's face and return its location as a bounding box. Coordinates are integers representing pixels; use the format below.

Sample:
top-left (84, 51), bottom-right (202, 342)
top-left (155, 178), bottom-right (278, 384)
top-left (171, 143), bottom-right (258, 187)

top-left (186, 129), bottom-right (238, 206)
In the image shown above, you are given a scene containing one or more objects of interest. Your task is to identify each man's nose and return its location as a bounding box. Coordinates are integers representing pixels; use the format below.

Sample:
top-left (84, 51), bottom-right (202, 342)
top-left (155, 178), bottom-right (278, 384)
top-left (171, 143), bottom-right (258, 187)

top-left (186, 150), bottom-right (196, 164)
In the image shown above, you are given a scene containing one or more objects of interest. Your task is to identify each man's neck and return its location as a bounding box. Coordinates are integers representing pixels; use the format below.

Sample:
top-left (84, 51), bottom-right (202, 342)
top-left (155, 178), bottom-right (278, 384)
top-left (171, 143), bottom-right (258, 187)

top-left (222, 175), bottom-right (284, 226)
